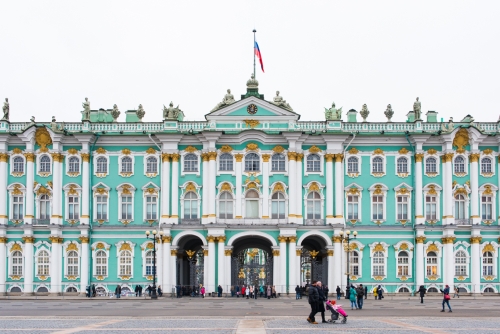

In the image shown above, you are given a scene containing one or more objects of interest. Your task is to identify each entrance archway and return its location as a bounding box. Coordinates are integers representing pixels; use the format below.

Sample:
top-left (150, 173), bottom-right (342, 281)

top-left (300, 235), bottom-right (329, 285)
top-left (176, 234), bottom-right (205, 295)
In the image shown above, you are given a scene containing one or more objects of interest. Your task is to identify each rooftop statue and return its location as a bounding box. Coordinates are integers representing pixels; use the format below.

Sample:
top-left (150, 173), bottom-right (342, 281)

top-left (82, 97), bottom-right (90, 121)
top-left (272, 91), bottom-right (293, 111)
top-left (163, 102), bottom-right (184, 120)
top-left (2, 98), bottom-right (9, 121)
top-left (136, 104), bottom-right (145, 120)
top-left (413, 97), bottom-right (421, 120)
top-left (211, 89), bottom-right (236, 112)
top-left (111, 104), bottom-right (120, 122)
top-left (50, 116), bottom-right (64, 133)
top-left (460, 114), bottom-right (474, 123)
top-left (360, 104), bottom-right (369, 122)
top-left (384, 104), bottom-right (394, 122)
top-left (324, 102), bottom-right (342, 120)
top-left (441, 117), bottom-right (454, 133)
top-left (97, 108), bottom-right (109, 122)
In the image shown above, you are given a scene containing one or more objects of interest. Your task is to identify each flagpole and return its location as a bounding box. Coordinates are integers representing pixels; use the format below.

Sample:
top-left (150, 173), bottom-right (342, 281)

top-left (253, 29), bottom-right (256, 79)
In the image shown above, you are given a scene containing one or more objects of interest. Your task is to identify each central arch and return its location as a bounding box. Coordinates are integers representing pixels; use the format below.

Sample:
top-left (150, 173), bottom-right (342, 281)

top-left (298, 232), bottom-right (330, 286)
top-left (175, 232), bottom-right (206, 296)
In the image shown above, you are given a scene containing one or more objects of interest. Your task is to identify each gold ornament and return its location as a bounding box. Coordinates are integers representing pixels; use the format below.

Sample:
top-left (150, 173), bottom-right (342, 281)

top-left (453, 128), bottom-right (469, 153)
top-left (220, 145), bottom-right (233, 153)
top-left (469, 236), bottom-right (482, 244)
top-left (220, 182), bottom-right (232, 192)
top-left (81, 153), bottom-right (90, 162)
top-left (348, 147), bottom-right (359, 154)
top-left (119, 243), bottom-right (132, 252)
top-left (235, 153), bottom-right (243, 162)
top-left (399, 148), bottom-right (409, 154)
top-left (96, 147), bottom-right (106, 154)
top-left (12, 148), bottom-right (22, 154)
top-left (415, 236), bottom-right (426, 244)
top-left (272, 145), bottom-right (285, 153)
top-left (184, 146), bottom-right (197, 153)
top-left (244, 119), bottom-right (260, 128)
top-left (246, 143), bottom-right (259, 151)
top-left (469, 153), bottom-right (480, 163)
top-left (273, 183), bottom-right (285, 193)
top-left (67, 243), bottom-right (78, 251)
top-left (483, 148), bottom-right (493, 155)
top-left (287, 151), bottom-right (297, 161)
top-left (146, 147), bottom-right (156, 154)
top-left (262, 154), bottom-right (270, 162)
top-left (483, 244), bottom-right (495, 253)
top-left (373, 148), bottom-right (384, 155)
top-left (309, 145), bottom-right (322, 153)
top-left (35, 127), bottom-right (52, 152)
top-left (185, 182), bottom-right (196, 192)
top-left (372, 243), bottom-right (385, 253)
top-left (308, 182), bottom-right (320, 192)
top-left (224, 249), bottom-right (232, 256)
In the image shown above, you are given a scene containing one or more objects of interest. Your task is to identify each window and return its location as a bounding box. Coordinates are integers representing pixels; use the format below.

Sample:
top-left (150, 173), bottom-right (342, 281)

top-left (121, 157), bottom-right (133, 173)
top-left (425, 195), bottom-right (437, 220)
top-left (95, 250), bottom-right (107, 276)
top-left (372, 157), bottom-right (383, 173)
top-left (397, 251), bottom-right (409, 276)
top-left (245, 190), bottom-right (259, 218)
top-left (37, 250), bottom-right (49, 276)
top-left (306, 154), bottom-right (321, 172)
top-left (184, 154), bottom-right (198, 172)
top-left (67, 251), bottom-right (79, 276)
top-left (218, 192), bottom-right (233, 219)
top-left (39, 195), bottom-right (51, 220)
top-left (12, 196), bottom-right (24, 220)
top-left (481, 157), bottom-right (492, 174)
top-left (245, 153), bottom-right (260, 172)
top-left (397, 196), bottom-right (408, 220)
top-left (96, 157), bottom-right (107, 173)
top-left (96, 195), bottom-right (108, 220)
top-left (11, 250), bottom-right (23, 276)
top-left (306, 192), bottom-right (321, 219)
top-left (184, 192), bottom-right (198, 219)
top-left (425, 157), bottom-right (437, 173)
top-left (426, 251), bottom-right (438, 276)
top-left (455, 250), bottom-right (467, 276)
top-left (482, 196), bottom-right (493, 220)
top-left (483, 252), bottom-right (494, 276)
top-left (397, 157), bottom-right (408, 173)
top-left (454, 156), bottom-right (465, 173)
top-left (145, 250), bottom-right (155, 275)
top-left (219, 153), bottom-right (233, 171)
top-left (121, 195), bottom-right (132, 220)
top-left (68, 157), bottom-right (79, 173)
top-left (372, 195), bottom-right (384, 220)
top-left (271, 192), bottom-right (286, 219)
top-left (454, 194), bottom-right (466, 219)
top-left (13, 157), bottom-right (24, 173)
top-left (146, 157), bottom-right (157, 174)
top-left (271, 154), bottom-right (285, 172)
top-left (39, 155), bottom-right (51, 173)
top-left (347, 195), bottom-right (359, 220)
top-left (349, 251), bottom-right (359, 276)
top-left (119, 250), bottom-right (132, 276)
top-left (145, 196), bottom-right (157, 220)
top-left (347, 157), bottom-right (359, 173)
top-left (68, 196), bottom-right (79, 220)
top-left (372, 251), bottom-right (385, 276)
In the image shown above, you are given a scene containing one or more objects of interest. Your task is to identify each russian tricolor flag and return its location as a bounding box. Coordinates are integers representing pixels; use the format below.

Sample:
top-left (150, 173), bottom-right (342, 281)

top-left (254, 41), bottom-right (264, 73)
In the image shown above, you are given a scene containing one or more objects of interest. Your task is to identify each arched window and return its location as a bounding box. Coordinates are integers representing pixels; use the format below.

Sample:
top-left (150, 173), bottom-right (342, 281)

top-left (184, 154), bottom-right (198, 172)
top-left (481, 157), bottom-right (492, 174)
top-left (399, 287), bottom-right (410, 293)
top-left (271, 192), bottom-right (286, 219)
top-left (121, 194), bottom-right (132, 220)
top-left (119, 250), bottom-right (132, 276)
top-left (425, 194), bottom-right (437, 220)
top-left (66, 287), bottom-right (77, 293)
top-left (484, 287), bottom-right (495, 293)
top-left (455, 250), bottom-right (467, 276)
top-left (145, 250), bottom-right (154, 275)
top-left (245, 153), bottom-right (260, 172)
top-left (397, 157), bottom-right (408, 173)
top-left (426, 157), bottom-right (437, 174)
top-left (349, 251), bottom-right (359, 276)
top-left (68, 157), bottom-right (79, 173)
top-left (146, 157), bottom-right (157, 174)
top-left (426, 251), bottom-right (438, 276)
top-left (121, 156), bottom-right (132, 173)
top-left (95, 250), bottom-right (107, 276)
top-left (184, 192), bottom-right (198, 219)
top-left (454, 194), bottom-right (466, 219)
top-left (219, 153), bottom-right (233, 171)
top-left (372, 251), bottom-right (385, 276)
top-left (306, 154), bottom-right (321, 172)
top-left (397, 251), bottom-right (409, 276)
top-left (427, 287), bottom-right (438, 293)
top-left (483, 251), bottom-right (494, 276)
top-left (347, 194), bottom-right (359, 220)
top-left (39, 195), bottom-right (51, 220)
top-left (218, 192), bottom-right (233, 219)
top-left (482, 195), bottom-right (493, 220)
top-left (67, 250), bottom-right (79, 276)
top-left (96, 195), bottom-right (107, 220)
top-left (11, 250), bottom-right (23, 275)
top-left (454, 156), bottom-right (465, 173)
top-left (347, 157), bottom-right (358, 173)
top-left (245, 190), bottom-right (259, 218)
top-left (96, 157), bottom-right (107, 173)
top-left (39, 155), bottom-right (51, 173)
top-left (271, 154), bottom-right (286, 172)
top-left (372, 157), bottom-right (384, 173)
top-left (145, 195), bottom-right (157, 220)
top-left (13, 157), bottom-right (24, 173)
top-left (37, 250), bottom-right (49, 276)
top-left (306, 192), bottom-right (321, 219)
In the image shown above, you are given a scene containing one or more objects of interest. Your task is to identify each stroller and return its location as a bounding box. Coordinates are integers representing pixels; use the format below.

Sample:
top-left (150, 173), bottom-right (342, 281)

top-left (325, 300), bottom-right (347, 324)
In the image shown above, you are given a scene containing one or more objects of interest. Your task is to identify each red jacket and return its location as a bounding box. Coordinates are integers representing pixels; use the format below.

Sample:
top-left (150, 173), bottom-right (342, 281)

top-left (241, 286), bottom-right (246, 295)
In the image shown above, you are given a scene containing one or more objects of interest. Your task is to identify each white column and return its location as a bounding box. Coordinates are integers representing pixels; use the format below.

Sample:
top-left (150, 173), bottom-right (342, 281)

top-left (288, 236), bottom-right (297, 292)
top-left (81, 153), bottom-right (90, 225)
top-left (296, 154), bottom-right (303, 222)
top-left (217, 236), bottom-right (225, 288)
top-left (156, 238), bottom-right (163, 289)
top-left (325, 154), bottom-right (334, 223)
top-left (162, 236), bottom-right (172, 292)
top-left (278, 236), bottom-right (287, 293)
top-left (49, 236), bottom-right (62, 293)
top-left (207, 236), bottom-right (216, 292)
top-left (171, 247), bottom-right (178, 291)
top-left (201, 154), bottom-right (209, 223)
top-left (208, 152), bottom-right (217, 223)
top-left (327, 246), bottom-right (334, 295)
top-left (235, 154), bottom-right (243, 219)
top-left (272, 247), bottom-right (280, 288)
top-left (262, 155), bottom-right (270, 219)
top-left (170, 154), bottom-right (179, 222)
top-left (470, 153), bottom-right (480, 220)
top-left (225, 248), bottom-right (232, 292)
top-left (22, 235), bottom-right (34, 294)
top-left (334, 154), bottom-right (344, 223)
top-left (24, 153), bottom-right (35, 223)
top-left (443, 153), bottom-right (453, 224)
top-left (415, 235), bottom-right (425, 287)
top-left (79, 235), bottom-right (89, 294)
top-left (332, 235), bottom-right (342, 290)
top-left (287, 153), bottom-right (296, 223)
top-left (295, 246), bottom-right (302, 286)
top-left (0, 236), bottom-right (6, 293)
top-left (0, 153), bottom-right (8, 224)
top-left (161, 154), bottom-right (171, 223)
top-left (442, 236), bottom-right (455, 290)
top-left (415, 154), bottom-right (424, 223)
top-left (470, 235), bottom-right (481, 294)
top-left (51, 154), bottom-right (62, 225)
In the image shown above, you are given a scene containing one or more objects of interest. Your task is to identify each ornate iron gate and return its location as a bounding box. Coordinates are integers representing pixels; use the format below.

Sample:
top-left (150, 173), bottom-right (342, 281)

top-left (301, 249), bottom-right (323, 284)
top-left (231, 248), bottom-right (273, 287)
top-left (187, 249), bottom-right (204, 288)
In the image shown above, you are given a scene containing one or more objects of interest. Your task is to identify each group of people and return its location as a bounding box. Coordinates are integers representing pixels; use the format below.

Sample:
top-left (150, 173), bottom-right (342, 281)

top-left (85, 284), bottom-right (97, 297)
top-left (296, 284), bottom-right (328, 300)
top-left (231, 285), bottom-right (277, 299)
top-left (418, 284), bottom-right (453, 312)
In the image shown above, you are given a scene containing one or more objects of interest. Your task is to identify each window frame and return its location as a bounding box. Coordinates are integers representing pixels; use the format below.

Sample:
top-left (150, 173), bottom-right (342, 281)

top-left (10, 154), bottom-right (25, 177)
top-left (370, 245), bottom-right (388, 279)
top-left (395, 155), bottom-right (410, 177)
top-left (369, 184), bottom-right (387, 223)
top-left (182, 153), bottom-right (199, 173)
top-left (115, 241), bottom-right (136, 279)
top-left (66, 155), bottom-right (81, 177)
top-left (92, 242), bottom-right (110, 280)
top-left (8, 183), bottom-right (26, 222)
top-left (119, 155), bottom-right (134, 177)
top-left (144, 155), bottom-right (159, 177)
top-left (218, 191), bottom-right (234, 220)
top-left (393, 241), bottom-right (414, 279)
top-left (218, 153), bottom-right (234, 172)
top-left (306, 191), bottom-right (322, 220)
top-left (454, 249), bottom-right (468, 278)
top-left (370, 155), bottom-right (385, 177)
top-left (270, 153), bottom-right (286, 173)
top-left (35, 248), bottom-right (50, 278)
top-left (94, 155), bottom-right (109, 177)
top-left (244, 189), bottom-right (261, 219)
top-left (479, 184), bottom-right (497, 223)
top-left (92, 183), bottom-right (110, 223)
top-left (453, 154), bottom-right (468, 177)
top-left (37, 154), bottom-right (52, 176)
top-left (65, 250), bottom-right (80, 277)
top-left (306, 154), bottom-right (321, 173)
top-left (423, 184), bottom-right (441, 223)
top-left (480, 156), bottom-right (494, 177)
top-left (424, 156), bottom-right (439, 177)
top-left (244, 153), bottom-right (261, 172)
top-left (480, 243), bottom-right (498, 280)
top-left (271, 192), bottom-right (286, 219)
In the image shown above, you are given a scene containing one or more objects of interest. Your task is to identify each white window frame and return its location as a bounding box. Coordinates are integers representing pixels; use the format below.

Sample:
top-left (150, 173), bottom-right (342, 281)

top-left (269, 153), bottom-right (288, 175)
top-left (144, 154), bottom-right (159, 178)
top-left (10, 154), bottom-right (25, 177)
top-left (92, 183), bottom-right (110, 223)
top-left (243, 188), bottom-right (262, 219)
top-left (7, 242), bottom-right (25, 278)
top-left (63, 243), bottom-right (81, 279)
top-left (63, 183), bottom-right (81, 223)
top-left (140, 240), bottom-right (158, 278)
top-left (479, 184), bottom-right (497, 223)
top-left (66, 155), bottom-right (81, 177)
top-left (480, 242), bottom-right (498, 280)
top-left (394, 241), bottom-right (414, 279)
top-left (34, 241), bottom-right (51, 279)
top-left (344, 183), bottom-right (363, 223)
top-left (303, 181), bottom-right (325, 221)
top-left (93, 154), bottom-right (109, 177)
top-left (395, 155), bottom-right (411, 177)
top-left (142, 183), bottom-right (160, 222)
top-left (453, 154), bottom-right (468, 177)
top-left (345, 152), bottom-right (362, 178)
top-left (117, 183), bottom-right (136, 223)
top-left (37, 154), bottom-right (52, 177)
top-left (424, 242), bottom-right (443, 280)
top-left (244, 152), bottom-right (261, 173)
top-left (369, 184), bottom-right (388, 223)
top-left (370, 155), bottom-right (386, 177)
top-left (217, 182), bottom-right (236, 220)
top-left (91, 242), bottom-right (110, 280)
top-left (180, 182), bottom-right (202, 220)
top-left (369, 242), bottom-right (389, 279)
top-left (118, 154), bottom-right (134, 177)
top-left (217, 153), bottom-right (235, 174)
top-left (454, 248), bottom-right (469, 278)
top-left (343, 240), bottom-right (364, 280)
top-left (423, 184), bottom-right (442, 223)
top-left (180, 150), bottom-right (201, 176)
top-left (394, 183), bottom-right (413, 223)
top-left (115, 241), bottom-right (136, 279)
top-left (452, 185), bottom-right (470, 221)
top-left (304, 152), bottom-right (324, 176)
top-left (424, 156), bottom-right (440, 177)
top-left (480, 156), bottom-right (494, 177)
top-left (8, 183), bottom-right (26, 222)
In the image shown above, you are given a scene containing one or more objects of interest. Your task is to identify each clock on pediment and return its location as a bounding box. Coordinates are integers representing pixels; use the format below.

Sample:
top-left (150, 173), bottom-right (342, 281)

top-left (247, 104), bottom-right (258, 115)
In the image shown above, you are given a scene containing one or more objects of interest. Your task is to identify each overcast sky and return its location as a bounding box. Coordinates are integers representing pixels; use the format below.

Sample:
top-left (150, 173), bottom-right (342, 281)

top-left (1, 1), bottom-right (499, 123)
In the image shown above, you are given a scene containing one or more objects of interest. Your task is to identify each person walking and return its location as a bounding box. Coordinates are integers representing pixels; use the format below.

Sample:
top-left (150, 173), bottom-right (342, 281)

top-left (158, 285), bottom-right (163, 297)
top-left (364, 285), bottom-right (368, 300)
top-left (377, 285), bottom-right (384, 300)
top-left (349, 284), bottom-right (358, 310)
top-left (249, 285), bottom-right (254, 298)
top-left (295, 285), bottom-right (301, 300)
top-left (267, 285), bottom-right (272, 299)
top-left (272, 286), bottom-right (276, 298)
top-left (316, 281), bottom-right (327, 323)
top-left (176, 285), bottom-right (181, 298)
top-left (241, 285), bottom-right (246, 299)
top-left (115, 285), bottom-right (121, 299)
top-left (134, 285), bottom-right (139, 297)
top-left (218, 285), bottom-right (223, 297)
top-left (230, 286), bottom-right (234, 297)
top-left (245, 285), bottom-right (250, 299)
top-left (86, 285), bottom-right (91, 298)
top-left (324, 285), bottom-right (329, 298)
top-left (440, 285), bottom-right (452, 312)
top-left (356, 284), bottom-right (365, 310)
top-left (307, 281), bottom-right (320, 324)
top-left (373, 287), bottom-right (378, 300)
top-left (453, 287), bottom-right (459, 298)
top-left (336, 286), bottom-right (341, 300)
top-left (200, 285), bottom-right (205, 298)
top-left (236, 285), bottom-right (240, 298)
top-left (260, 285), bottom-right (264, 298)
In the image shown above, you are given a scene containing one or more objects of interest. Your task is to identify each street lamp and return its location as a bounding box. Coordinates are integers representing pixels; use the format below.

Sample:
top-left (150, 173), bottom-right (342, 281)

top-left (339, 229), bottom-right (358, 290)
top-left (145, 229), bottom-right (164, 299)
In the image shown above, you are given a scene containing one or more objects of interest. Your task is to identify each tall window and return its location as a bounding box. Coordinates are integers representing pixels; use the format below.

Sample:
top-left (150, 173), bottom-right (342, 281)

top-left (455, 194), bottom-right (466, 219)
top-left (397, 196), bottom-right (408, 220)
top-left (425, 195), bottom-right (437, 220)
top-left (184, 154), bottom-right (198, 172)
top-left (145, 250), bottom-right (154, 275)
top-left (96, 195), bottom-right (108, 220)
top-left (121, 157), bottom-right (132, 173)
top-left (372, 157), bottom-right (383, 173)
top-left (121, 195), bottom-right (132, 220)
top-left (68, 157), bottom-right (79, 173)
top-left (425, 157), bottom-right (437, 173)
top-left (349, 251), bottom-right (359, 276)
top-left (397, 251), bottom-right (409, 276)
top-left (481, 157), bottom-right (492, 174)
top-left (347, 195), bottom-right (359, 220)
top-left (372, 251), bottom-right (385, 276)
top-left (271, 192), bottom-right (286, 219)
top-left (37, 250), bottom-right (50, 276)
top-left (184, 192), bottom-right (198, 219)
top-left (372, 195), bottom-right (384, 220)
top-left (454, 156), bottom-right (465, 173)
top-left (39, 155), bottom-right (51, 173)
top-left (12, 196), bottom-right (24, 220)
top-left (455, 250), bottom-right (467, 276)
top-left (11, 250), bottom-right (23, 275)
top-left (482, 196), bottom-right (493, 220)
top-left (219, 153), bottom-right (233, 171)
top-left (271, 154), bottom-right (285, 171)
top-left (68, 196), bottom-right (79, 220)
top-left (13, 157), bottom-right (24, 173)
top-left (145, 196), bottom-right (157, 220)
top-left (483, 252), bottom-right (494, 276)
top-left (67, 251), bottom-right (79, 276)
top-left (426, 251), bottom-right (438, 276)
top-left (119, 250), bottom-right (132, 276)
top-left (218, 192), bottom-right (234, 219)
top-left (306, 192), bottom-right (321, 219)
top-left (95, 250), bottom-right (107, 276)
top-left (397, 157), bottom-right (408, 173)
top-left (39, 195), bottom-right (50, 220)
top-left (306, 154), bottom-right (321, 172)
top-left (245, 190), bottom-right (259, 218)
top-left (146, 157), bottom-right (157, 173)
top-left (96, 157), bottom-right (107, 173)
top-left (347, 157), bottom-right (359, 173)
top-left (244, 153), bottom-right (260, 172)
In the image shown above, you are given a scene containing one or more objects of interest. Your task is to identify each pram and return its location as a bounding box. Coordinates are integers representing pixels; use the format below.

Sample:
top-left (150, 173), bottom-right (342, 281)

top-left (325, 300), bottom-right (347, 324)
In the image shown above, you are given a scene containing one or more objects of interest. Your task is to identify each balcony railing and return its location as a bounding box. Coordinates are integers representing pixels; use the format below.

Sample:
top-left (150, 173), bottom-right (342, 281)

top-left (215, 218), bottom-right (289, 225)
top-left (179, 219), bottom-right (201, 225)
top-left (455, 219), bottom-right (472, 225)
top-left (304, 219), bottom-right (325, 226)
top-left (32, 219), bottom-right (50, 226)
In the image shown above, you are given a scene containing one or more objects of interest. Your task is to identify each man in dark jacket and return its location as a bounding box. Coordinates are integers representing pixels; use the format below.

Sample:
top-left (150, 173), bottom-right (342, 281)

top-left (364, 285), bottom-right (368, 300)
top-left (356, 284), bottom-right (365, 309)
top-left (418, 285), bottom-right (426, 304)
top-left (307, 281), bottom-right (320, 324)
top-left (316, 281), bottom-right (327, 323)
top-left (336, 286), bottom-right (341, 300)
top-left (218, 285), bottom-right (223, 297)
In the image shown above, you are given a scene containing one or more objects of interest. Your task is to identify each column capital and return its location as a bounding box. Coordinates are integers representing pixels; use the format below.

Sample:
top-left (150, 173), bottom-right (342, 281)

top-left (203, 249), bottom-right (209, 256)
top-left (207, 235), bottom-right (216, 243)
top-left (0, 153), bottom-right (9, 162)
top-left (79, 236), bottom-right (89, 244)
top-left (296, 153), bottom-right (304, 162)
top-left (81, 153), bottom-right (90, 162)
top-left (334, 153), bottom-right (344, 162)
top-left (0, 236), bottom-right (7, 243)
top-left (162, 235), bottom-right (172, 243)
top-left (208, 151), bottom-right (217, 161)
top-left (272, 249), bottom-right (280, 256)
top-left (170, 249), bottom-right (177, 256)
top-left (469, 153), bottom-right (480, 163)
top-left (470, 236), bottom-right (482, 244)
top-left (443, 153), bottom-right (454, 163)
top-left (415, 236), bottom-right (426, 244)
top-left (332, 236), bottom-right (343, 243)
top-left (325, 153), bottom-right (335, 163)
top-left (288, 236), bottom-right (297, 243)
top-left (441, 236), bottom-right (456, 244)
top-left (262, 154), bottom-right (270, 162)
top-left (287, 152), bottom-right (297, 161)
top-left (415, 153), bottom-right (424, 162)
top-left (235, 153), bottom-right (243, 162)
top-left (49, 236), bottom-right (64, 244)
top-left (24, 152), bottom-right (35, 162)
top-left (327, 249), bottom-right (334, 256)
top-left (161, 153), bottom-right (171, 162)
top-left (217, 236), bottom-right (226, 242)
top-left (22, 236), bottom-right (35, 243)
top-left (277, 235), bottom-right (288, 243)
top-left (224, 249), bottom-right (233, 256)
top-left (171, 153), bottom-right (180, 162)
top-left (295, 249), bottom-right (301, 256)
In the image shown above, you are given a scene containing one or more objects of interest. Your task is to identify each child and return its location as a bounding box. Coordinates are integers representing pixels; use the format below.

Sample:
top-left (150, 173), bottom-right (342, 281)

top-left (326, 300), bottom-right (347, 317)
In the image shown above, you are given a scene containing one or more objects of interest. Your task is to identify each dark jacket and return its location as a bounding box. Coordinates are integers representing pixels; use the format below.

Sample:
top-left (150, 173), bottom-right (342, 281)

top-left (317, 286), bottom-right (326, 302)
top-left (295, 286), bottom-right (300, 293)
top-left (336, 286), bottom-right (341, 294)
top-left (418, 286), bottom-right (426, 297)
top-left (356, 286), bottom-right (364, 298)
top-left (308, 286), bottom-right (319, 304)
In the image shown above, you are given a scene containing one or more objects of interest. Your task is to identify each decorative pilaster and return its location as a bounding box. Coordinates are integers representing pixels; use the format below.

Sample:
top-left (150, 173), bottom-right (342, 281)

top-left (327, 246), bottom-right (335, 295)
top-left (262, 154), bottom-right (270, 218)
top-left (24, 152), bottom-right (35, 223)
top-left (207, 235), bottom-right (216, 291)
top-left (162, 235), bottom-right (172, 290)
top-left (50, 153), bottom-right (63, 225)
top-left (0, 153), bottom-right (8, 224)
top-left (170, 153), bottom-right (180, 223)
top-left (469, 153), bottom-right (480, 223)
top-left (161, 153), bottom-right (171, 223)
top-left (441, 235), bottom-right (456, 290)
top-left (81, 153), bottom-right (90, 224)
top-left (208, 152), bottom-right (217, 223)
top-left (217, 236), bottom-right (225, 288)
top-left (443, 153), bottom-right (454, 224)
top-left (278, 236), bottom-right (288, 293)
top-left (22, 235), bottom-right (35, 294)
top-left (325, 154), bottom-right (334, 224)
top-left (235, 154), bottom-right (243, 219)
top-left (334, 153), bottom-right (344, 224)
top-left (201, 153), bottom-right (209, 223)
top-left (332, 234), bottom-right (343, 289)
top-left (0, 235), bottom-right (7, 293)
top-left (288, 236), bottom-right (297, 292)
top-left (470, 235), bottom-right (482, 294)
top-left (296, 153), bottom-right (304, 222)
top-left (272, 246), bottom-right (280, 288)
top-left (287, 152), bottom-right (297, 223)
top-left (415, 234), bottom-right (426, 287)
top-left (170, 247), bottom-right (178, 290)
top-left (224, 247), bottom-right (233, 291)
top-left (49, 235), bottom-right (63, 293)
top-left (415, 153), bottom-right (424, 224)
top-left (79, 235), bottom-right (89, 294)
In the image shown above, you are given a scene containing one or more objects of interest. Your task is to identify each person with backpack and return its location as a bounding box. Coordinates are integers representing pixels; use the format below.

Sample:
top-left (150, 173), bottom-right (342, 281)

top-left (356, 284), bottom-right (365, 309)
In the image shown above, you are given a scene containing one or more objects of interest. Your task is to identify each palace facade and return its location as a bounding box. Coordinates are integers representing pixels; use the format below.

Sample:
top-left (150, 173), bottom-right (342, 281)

top-left (0, 76), bottom-right (499, 296)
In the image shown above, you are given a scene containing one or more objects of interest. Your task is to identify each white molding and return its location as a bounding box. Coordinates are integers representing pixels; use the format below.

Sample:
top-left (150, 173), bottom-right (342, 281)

top-left (116, 183), bottom-right (136, 223)
top-left (92, 182), bottom-right (110, 223)
top-left (453, 154), bottom-right (469, 177)
top-left (91, 241), bottom-right (111, 280)
top-left (345, 154), bottom-right (361, 178)
top-left (118, 154), bottom-right (135, 178)
top-left (424, 155), bottom-right (440, 177)
top-left (143, 152), bottom-right (159, 178)
top-left (370, 154), bottom-right (386, 177)
top-left (180, 150), bottom-right (201, 176)
top-left (36, 153), bottom-right (52, 177)
top-left (479, 154), bottom-right (495, 178)
top-left (9, 153), bottom-right (25, 177)
top-left (93, 153), bottom-right (109, 178)
top-left (65, 154), bottom-right (81, 177)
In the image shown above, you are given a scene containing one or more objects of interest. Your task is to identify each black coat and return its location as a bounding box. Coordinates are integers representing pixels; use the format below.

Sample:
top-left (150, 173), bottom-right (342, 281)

top-left (308, 286), bottom-right (319, 304)
top-left (336, 287), bottom-right (341, 294)
top-left (419, 286), bottom-right (426, 297)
